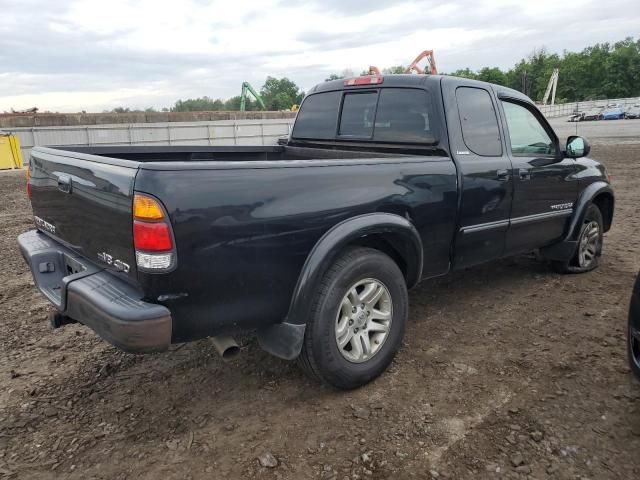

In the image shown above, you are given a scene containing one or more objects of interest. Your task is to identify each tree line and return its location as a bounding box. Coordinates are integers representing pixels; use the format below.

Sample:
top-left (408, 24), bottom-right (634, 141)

top-left (107, 37), bottom-right (639, 113)
top-left (107, 77), bottom-right (305, 113)
top-left (443, 37), bottom-right (640, 102)
top-left (324, 38), bottom-right (640, 104)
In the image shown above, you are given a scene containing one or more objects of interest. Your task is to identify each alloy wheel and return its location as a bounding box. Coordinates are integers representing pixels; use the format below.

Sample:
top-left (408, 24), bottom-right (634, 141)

top-left (631, 324), bottom-right (640, 372)
top-left (577, 220), bottom-right (600, 268)
top-left (335, 278), bottom-right (393, 363)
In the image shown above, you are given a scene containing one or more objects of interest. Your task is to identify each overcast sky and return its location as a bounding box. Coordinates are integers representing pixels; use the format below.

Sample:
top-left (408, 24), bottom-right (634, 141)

top-left (1, 0), bottom-right (638, 112)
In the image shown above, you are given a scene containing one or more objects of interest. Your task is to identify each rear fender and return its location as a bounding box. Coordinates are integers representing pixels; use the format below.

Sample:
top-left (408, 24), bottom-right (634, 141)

top-left (257, 213), bottom-right (423, 360)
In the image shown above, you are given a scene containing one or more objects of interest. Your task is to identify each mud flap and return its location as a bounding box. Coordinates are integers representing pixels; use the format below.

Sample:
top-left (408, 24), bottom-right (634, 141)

top-left (256, 322), bottom-right (306, 360)
top-left (539, 240), bottom-right (577, 261)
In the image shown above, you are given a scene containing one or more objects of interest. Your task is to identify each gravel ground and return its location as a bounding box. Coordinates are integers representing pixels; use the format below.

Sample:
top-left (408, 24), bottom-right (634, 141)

top-left (1, 129), bottom-right (639, 479)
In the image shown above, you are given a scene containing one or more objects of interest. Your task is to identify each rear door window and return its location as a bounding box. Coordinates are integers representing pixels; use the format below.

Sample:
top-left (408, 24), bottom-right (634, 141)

top-left (292, 91), bottom-right (341, 139)
top-left (456, 87), bottom-right (502, 156)
top-left (373, 89), bottom-right (433, 143)
top-left (338, 92), bottom-right (378, 138)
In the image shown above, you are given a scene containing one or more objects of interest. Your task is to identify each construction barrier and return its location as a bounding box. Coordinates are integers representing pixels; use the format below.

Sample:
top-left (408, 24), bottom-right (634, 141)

top-left (0, 133), bottom-right (23, 170)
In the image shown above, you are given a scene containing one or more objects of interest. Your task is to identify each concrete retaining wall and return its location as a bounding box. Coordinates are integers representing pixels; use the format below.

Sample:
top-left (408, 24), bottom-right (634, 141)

top-left (538, 97), bottom-right (640, 118)
top-left (9, 118), bottom-right (296, 161)
top-left (0, 110), bottom-right (296, 128)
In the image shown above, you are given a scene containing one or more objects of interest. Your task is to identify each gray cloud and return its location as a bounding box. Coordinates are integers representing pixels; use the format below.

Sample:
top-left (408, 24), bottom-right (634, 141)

top-left (283, 0), bottom-right (415, 14)
top-left (0, 0), bottom-right (638, 111)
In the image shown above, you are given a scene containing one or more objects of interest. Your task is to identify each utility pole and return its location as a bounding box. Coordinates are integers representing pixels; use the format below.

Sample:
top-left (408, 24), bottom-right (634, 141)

top-left (521, 71), bottom-right (528, 97)
top-left (542, 69), bottom-right (559, 105)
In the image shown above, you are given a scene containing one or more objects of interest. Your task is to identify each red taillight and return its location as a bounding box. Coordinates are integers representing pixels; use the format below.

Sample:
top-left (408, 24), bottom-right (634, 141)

top-left (133, 220), bottom-right (173, 251)
top-left (26, 167), bottom-right (32, 199)
top-left (344, 76), bottom-right (384, 86)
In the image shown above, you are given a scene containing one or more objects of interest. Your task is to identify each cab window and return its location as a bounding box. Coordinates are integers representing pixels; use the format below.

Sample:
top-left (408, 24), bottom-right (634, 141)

top-left (338, 92), bottom-right (377, 138)
top-left (501, 101), bottom-right (557, 156)
top-left (456, 87), bottom-right (502, 156)
top-left (292, 91), bottom-right (341, 139)
top-left (373, 88), bottom-right (434, 143)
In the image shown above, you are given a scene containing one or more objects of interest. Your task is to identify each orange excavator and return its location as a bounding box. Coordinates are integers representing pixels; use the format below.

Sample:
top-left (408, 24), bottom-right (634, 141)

top-left (405, 50), bottom-right (437, 74)
top-left (368, 49), bottom-right (437, 76)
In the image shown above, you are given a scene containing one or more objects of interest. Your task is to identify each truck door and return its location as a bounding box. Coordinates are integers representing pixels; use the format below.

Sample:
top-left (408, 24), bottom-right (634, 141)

top-left (442, 79), bottom-right (514, 269)
top-left (496, 95), bottom-right (578, 255)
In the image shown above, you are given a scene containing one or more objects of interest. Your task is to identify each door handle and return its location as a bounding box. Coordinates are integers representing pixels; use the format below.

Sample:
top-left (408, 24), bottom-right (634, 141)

top-left (519, 168), bottom-right (531, 181)
top-left (496, 169), bottom-right (510, 181)
top-left (57, 174), bottom-right (72, 193)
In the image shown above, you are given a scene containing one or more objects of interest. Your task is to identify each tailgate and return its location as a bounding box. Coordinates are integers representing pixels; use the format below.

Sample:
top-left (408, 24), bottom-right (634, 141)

top-left (28, 147), bottom-right (139, 278)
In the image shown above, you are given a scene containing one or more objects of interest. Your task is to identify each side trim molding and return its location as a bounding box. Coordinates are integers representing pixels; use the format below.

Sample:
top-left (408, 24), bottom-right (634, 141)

top-left (461, 219), bottom-right (509, 234)
top-left (510, 209), bottom-right (573, 225)
top-left (461, 209), bottom-right (572, 235)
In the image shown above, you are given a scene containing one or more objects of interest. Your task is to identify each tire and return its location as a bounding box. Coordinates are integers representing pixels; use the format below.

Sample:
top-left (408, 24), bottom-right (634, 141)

top-left (628, 274), bottom-right (640, 380)
top-left (552, 204), bottom-right (603, 274)
top-left (297, 247), bottom-right (408, 389)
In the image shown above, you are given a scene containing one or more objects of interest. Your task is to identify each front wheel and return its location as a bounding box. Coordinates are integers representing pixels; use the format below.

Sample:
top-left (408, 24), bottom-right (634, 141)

top-left (552, 204), bottom-right (603, 274)
top-left (628, 274), bottom-right (640, 380)
top-left (297, 247), bottom-right (408, 389)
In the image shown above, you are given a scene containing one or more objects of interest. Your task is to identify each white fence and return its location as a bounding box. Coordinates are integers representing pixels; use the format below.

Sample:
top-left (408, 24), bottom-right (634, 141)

top-left (538, 97), bottom-right (640, 118)
top-left (9, 118), bottom-right (296, 161)
top-left (9, 98), bottom-right (639, 161)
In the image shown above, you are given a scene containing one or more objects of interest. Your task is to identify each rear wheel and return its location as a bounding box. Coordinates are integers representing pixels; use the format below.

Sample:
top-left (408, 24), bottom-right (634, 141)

top-left (297, 247), bottom-right (408, 389)
top-left (552, 204), bottom-right (603, 274)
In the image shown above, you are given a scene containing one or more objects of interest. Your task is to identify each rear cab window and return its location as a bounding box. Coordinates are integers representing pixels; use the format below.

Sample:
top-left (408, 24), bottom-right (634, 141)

top-left (373, 89), bottom-right (433, 143)
top-left (291, 91), bottom-right (341, 139)
top-left (339, 92), bottom-right (377, 138)
top-left (292, 86), bottom-right (437, 145)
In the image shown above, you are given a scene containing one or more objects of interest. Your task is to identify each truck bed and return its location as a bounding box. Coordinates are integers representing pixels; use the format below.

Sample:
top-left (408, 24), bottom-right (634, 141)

top-left (29, 143), bottom-right (458, 342)
top-left (54, 144), bottom-right (422, 163)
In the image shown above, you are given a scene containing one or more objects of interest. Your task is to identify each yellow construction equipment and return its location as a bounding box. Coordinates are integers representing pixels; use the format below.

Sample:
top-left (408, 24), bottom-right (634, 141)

top-left (0, 133), bottom-right (23, 170)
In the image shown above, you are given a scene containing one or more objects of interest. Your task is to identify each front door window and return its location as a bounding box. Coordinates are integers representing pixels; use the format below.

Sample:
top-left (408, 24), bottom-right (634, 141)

top-left (501, 101), bottom-right (556, 156)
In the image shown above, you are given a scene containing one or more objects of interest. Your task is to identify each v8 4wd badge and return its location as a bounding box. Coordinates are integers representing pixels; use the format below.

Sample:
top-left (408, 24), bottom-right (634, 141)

top-left (97, 252), bottom-right (131, 273)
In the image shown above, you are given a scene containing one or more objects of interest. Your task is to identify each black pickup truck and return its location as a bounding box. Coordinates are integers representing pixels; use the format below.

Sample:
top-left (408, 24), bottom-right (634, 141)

top-left (19, 74), bottom-right (614, 389)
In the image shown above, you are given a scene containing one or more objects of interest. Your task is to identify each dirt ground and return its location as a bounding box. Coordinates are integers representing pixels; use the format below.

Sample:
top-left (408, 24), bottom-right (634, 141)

top-left (1, 131), bottom-right (640, 479)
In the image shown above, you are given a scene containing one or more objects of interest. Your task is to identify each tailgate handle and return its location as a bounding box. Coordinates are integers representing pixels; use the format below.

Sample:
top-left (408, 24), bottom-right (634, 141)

top-left (57, 174), bottom-right (72, 193)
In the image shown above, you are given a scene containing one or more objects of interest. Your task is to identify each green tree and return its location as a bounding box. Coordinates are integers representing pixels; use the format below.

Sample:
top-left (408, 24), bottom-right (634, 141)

top-left (383, 65), bottom-right (406, 74)
top-left (446, 68), bottom-right (478, 80)
top-left (442, 37), bottom-right (640, 102)
top-left (476, 67), bottom-right (507, 85)
top-left (223, 95), bottom-right (251, 110)
top-left (325, 69), bottom-right (355, 81)
top-left (171, 96), bottom-right (226, 112)
top-left (260, 77), bottom-right (303, 110)
top-left (325, 73), bottom-right (343, 82)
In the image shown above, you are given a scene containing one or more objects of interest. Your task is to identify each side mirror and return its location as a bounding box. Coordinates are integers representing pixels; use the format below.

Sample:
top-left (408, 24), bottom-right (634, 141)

top-left (565, 135), bottom-right (591, 158)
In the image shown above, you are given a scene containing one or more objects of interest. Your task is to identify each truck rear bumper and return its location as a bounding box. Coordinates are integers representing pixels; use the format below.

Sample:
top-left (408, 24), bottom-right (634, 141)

top-left (18, 230), bottom-right (172, 353)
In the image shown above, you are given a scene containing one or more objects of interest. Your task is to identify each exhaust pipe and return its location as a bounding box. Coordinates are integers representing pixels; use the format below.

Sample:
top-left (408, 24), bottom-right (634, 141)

top-left (209, 335), bottom-right (240, 361)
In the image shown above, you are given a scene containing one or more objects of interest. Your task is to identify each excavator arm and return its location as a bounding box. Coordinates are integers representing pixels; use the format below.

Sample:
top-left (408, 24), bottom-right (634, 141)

top-left (365, 50), bottom-right (437, 77)
top-left (240, 81), bottom-right (266, 111)
top-left (405, 50), bottom-right (437, 75)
